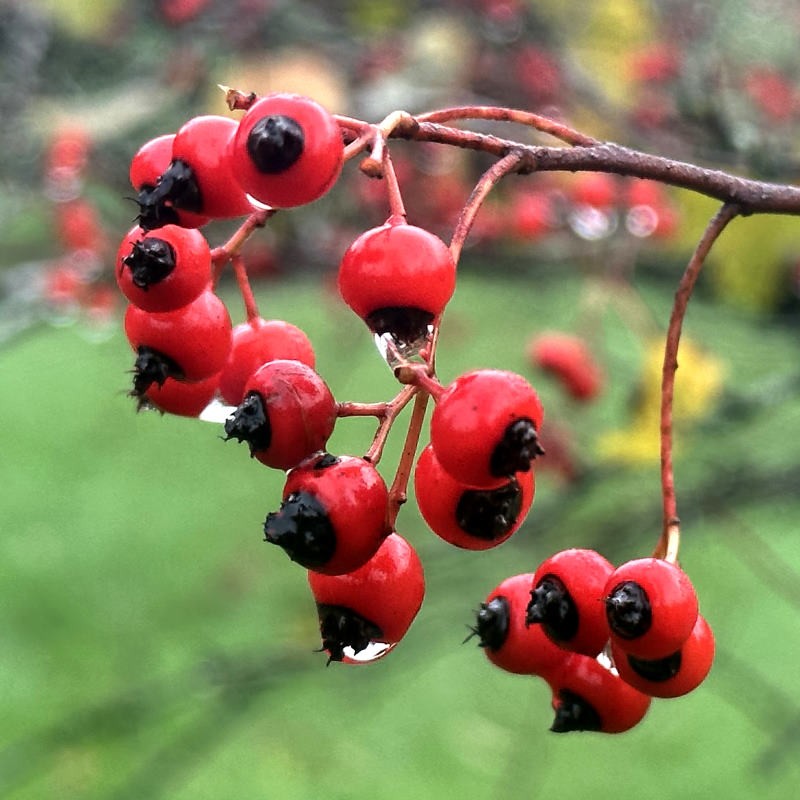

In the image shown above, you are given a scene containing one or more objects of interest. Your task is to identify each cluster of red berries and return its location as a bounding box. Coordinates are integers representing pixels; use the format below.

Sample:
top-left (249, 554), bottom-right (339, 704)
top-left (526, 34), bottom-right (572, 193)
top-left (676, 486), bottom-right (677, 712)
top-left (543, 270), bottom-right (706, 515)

top-left (472, 551), bottom-right (714, 733)
top-left (114, 89), bottom-right (711, 727)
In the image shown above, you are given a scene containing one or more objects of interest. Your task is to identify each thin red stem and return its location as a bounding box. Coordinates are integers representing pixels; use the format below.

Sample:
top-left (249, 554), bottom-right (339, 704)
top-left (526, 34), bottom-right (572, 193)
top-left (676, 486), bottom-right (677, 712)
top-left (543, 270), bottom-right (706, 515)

top-left (381, 149), bottom-right (407, 221)
top-left (655, 202), bottom-right (739, 562)
top-left (230, 253), bottom-right (260, 321)
top-left (449, 150), bottom-right (526, 264)
top-left (415, 105), bottom-right (598, 147)
top-left (211, 208), bottom-right (275, 265)
top-left (386, 391), bottom-right (430, 530)
top-left (362, 386), bottom-right (417, 464)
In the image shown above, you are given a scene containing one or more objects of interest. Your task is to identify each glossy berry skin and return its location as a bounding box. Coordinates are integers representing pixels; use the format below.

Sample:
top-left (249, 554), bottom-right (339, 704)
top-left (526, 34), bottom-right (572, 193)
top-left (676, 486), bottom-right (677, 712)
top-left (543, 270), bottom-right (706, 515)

top-left (414, 444), bottom-right (535, 550)
top-left (528, 332), bottom-right (603, 402)
top-left (218, 317), bottom-right (316, 406)
top-left (471, 574), bottom-right (568, 679)
top-left (172, 116), bottom-right (254, 219)
top-left (612, 614), bottom-right (714, 699)
top-left (137, 117), bottom-right (253, 228)
top-left (143, 372), bottom-right (220, 417)
top-left (129, 134), bottom-right (210, 228)
top-left (229, 93), bottom-right (344, 208)
top-left (526, 548), bottom-right (614, 657)
top-left (124, 290), bottom-right (232, 395)
top-left (264, 453), bottom-right (389, 575)
top-left (224, 360), bottom-right (336, 471)
top-left (115, 224), bottom-right (212, 313)
top-left (308, 532), bottom-right (424, 664)
top-left (264, 453), bottom-right (389, 574)
top-left (604, 558), bottom-right (698, 660)
top-left (549, 653), bottom-right (651, 734)
top-left (430, 369), bottom-right (544, 488)
top-left (337, 219), bottom-right (456, 343)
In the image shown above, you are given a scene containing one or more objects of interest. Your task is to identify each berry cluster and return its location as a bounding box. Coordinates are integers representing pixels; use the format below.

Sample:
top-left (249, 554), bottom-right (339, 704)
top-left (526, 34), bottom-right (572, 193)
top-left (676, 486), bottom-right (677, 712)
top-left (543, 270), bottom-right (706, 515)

top-left (114, 89), bottom-right (714, 725)
top-left (472, 551), bottom-right (714, 733)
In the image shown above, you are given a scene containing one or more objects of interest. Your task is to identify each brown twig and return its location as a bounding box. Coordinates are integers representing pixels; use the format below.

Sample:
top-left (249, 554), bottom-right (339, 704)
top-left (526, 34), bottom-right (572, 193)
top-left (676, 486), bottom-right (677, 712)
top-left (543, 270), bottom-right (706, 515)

top-left (391, 123), bottom-right (800, 214)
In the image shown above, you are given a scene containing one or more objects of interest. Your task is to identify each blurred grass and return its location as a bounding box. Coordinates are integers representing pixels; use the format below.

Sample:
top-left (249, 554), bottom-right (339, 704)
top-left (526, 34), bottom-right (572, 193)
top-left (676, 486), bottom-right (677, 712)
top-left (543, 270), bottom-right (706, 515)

top-left (2, 269), bottom-right (800, 799)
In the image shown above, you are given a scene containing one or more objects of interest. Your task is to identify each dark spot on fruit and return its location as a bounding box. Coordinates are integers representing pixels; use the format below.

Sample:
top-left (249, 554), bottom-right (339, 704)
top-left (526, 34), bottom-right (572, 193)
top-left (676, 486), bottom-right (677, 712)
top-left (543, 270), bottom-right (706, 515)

top-left (130, 345), bottom-right (182, 399)
top-left (550, 689), bottom-right (602, 733)
top-left (136, 159), bottom-right (203, 230)
top-left (224, 391), bottom-right (272, 454)
top-left (263, 490), bottom-right (336, 569)
top-left (122, 237), bottom-right (176, 289)
top-left (605, 580), bottom-right (652, 639)
top-left (467, 596), bottom-right (510, 651)
top-left (365, 306), bottom-right (434, 346)
top-left (526, 575), bottom-right (579, 642)
top-left (490, 417), bottom-right (544, 477)
top-left (247, 115), bottom-right (305, 174)
top-left (627, 649), bottom-right (682, 682)
top-left (311, 452), bottom-right (340, 471)
top-left (455, 479), bottom-right (523, 540)
top-left (316, 604), bottom-right (383, 664)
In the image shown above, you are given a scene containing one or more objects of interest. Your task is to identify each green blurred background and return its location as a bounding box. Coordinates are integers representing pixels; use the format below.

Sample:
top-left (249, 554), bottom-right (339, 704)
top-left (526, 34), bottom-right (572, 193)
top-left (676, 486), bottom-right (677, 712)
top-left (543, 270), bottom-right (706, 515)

top-left (2, 1), bottom-right (800, 798)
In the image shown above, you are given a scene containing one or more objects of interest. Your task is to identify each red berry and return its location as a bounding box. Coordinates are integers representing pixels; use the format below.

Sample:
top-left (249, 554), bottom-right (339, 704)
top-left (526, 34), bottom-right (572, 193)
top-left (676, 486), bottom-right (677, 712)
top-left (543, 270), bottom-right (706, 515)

top-left (414, 444), bottom-right (535, 550)
top-left (337, 219), bottom-right (456, 345)
top-left (549, 653), bottom-right (651, 733)
top-left (218, 317), bottom-right (315, 406)
top-left (507, 188), bottom-right (554, 240)
top-left (115, 224), bottom-right (212, 313)
top-left (137, 118), bottom-right (253, 228)
top-left (264, 452), bottom-right (389, 574)
top-left (570, 173), bottom-right (618, 209)
top-left (229, 93), bottom-right (344, 208)
top-left (526, 548), bottom-right (615, 657)
top-left (430, 369), bottom-right (544, 488)
top-left (224, 360), bottom-right (336, 471)
top-left (528, 332), bottom-right (603, 402)
top-left (129, 134), bottom-right (210, 229)
top-left (124, 289), bottom-right (232, 398)
top-left (612, 614), bottom-right (714, 698)
top-left (308, 531), bottom-right (424, 663)
top-left (470, 574), bottom-right (568, 678)
top-left (56, 199), bottom-right (105, 252)
top-left (143, 372), bottom-right (220, 417)
top-left (604, 558), bottom-right (699, 660)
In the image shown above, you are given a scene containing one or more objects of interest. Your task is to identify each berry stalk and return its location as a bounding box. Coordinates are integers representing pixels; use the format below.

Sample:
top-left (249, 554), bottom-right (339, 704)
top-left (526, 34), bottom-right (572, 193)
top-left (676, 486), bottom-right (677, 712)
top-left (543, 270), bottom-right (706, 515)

top-left (655, 202), bottom-right (739, 562)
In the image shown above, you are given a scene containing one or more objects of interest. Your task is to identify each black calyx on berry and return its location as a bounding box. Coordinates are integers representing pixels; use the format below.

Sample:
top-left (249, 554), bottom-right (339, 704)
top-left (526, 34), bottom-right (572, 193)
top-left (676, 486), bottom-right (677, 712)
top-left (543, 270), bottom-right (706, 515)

top-left (247, 115), bottom-right (305, 174)
top-left (224, 391), bottom-right (272, 454)
top-left (122, 237), bottom-right (176, 289)
top-left (455, 479), bottom-right (523, 540)
top-left (365, 307), bottom-right (434, 347)
top-left (490, 417), bottom-right (544, 478)
top-left (263, 490), bottom-right (336, 569)
top-left (316, 603), bottom-right (383, 664)
top-left (526, 575), bottom-right (579, 642)
top-left (467, 596), bottom-right (510, 651)
top-left (550, 689), bottom-right (602, 733)
top-left (130, 345), bottom-right (182, 399)
top-left (627, 650), bottom-right (682, 682)
top-left (136, 159), bottom-right (203, 230)
top-left (605, 581), bottom-right (653, 639)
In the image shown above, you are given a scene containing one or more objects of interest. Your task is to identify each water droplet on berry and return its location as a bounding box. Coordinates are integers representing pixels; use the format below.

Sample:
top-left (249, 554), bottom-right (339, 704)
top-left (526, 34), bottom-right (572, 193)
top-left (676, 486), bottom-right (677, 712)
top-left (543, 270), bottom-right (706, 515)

top-left (340, 641), bottom-right (396, 664)
top-left (372, 323), bottom-right (434, 371)
top-left (198, 398), bottom-right (236, 424)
